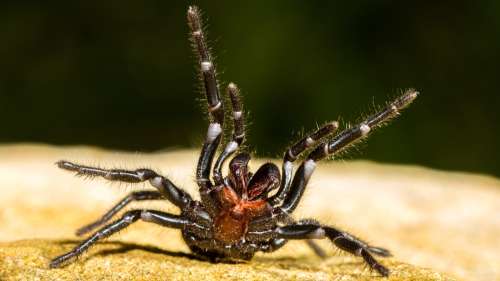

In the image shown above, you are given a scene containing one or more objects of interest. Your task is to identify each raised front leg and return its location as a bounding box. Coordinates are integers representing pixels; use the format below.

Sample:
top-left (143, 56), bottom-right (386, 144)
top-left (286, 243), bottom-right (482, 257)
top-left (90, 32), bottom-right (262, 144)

top-left (280, 90), bottom-right (418, 213)
top-left (187, 6), bottom-right (225, 191)
top-left (50, 210), bottom-right (192, 268)
top-left (213, 83), bottom-right (246, 184)
top-left (270, 122), bottom-right (338, 206)
top-left (283, 122), bottom-right (338, 164)
top-left (57, 161), bottom-right (191, 208)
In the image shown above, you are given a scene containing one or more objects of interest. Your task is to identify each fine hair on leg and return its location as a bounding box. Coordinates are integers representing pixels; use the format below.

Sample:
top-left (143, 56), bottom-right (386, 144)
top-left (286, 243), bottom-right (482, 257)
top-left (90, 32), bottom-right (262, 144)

top-left (57, 161), bottom-right (191, 208)
top-left (280, 90), bottom-right (419, 213)
top-left (50, 210), bottom-right (191, 268)
top-left (276, 221), bottom-right (391, 276)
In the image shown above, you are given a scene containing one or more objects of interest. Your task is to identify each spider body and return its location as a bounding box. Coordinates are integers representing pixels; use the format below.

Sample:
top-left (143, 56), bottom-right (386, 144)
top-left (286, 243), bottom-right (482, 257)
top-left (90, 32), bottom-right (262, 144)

top-left (184, 154), bottom-right (279, 259)
top-left (50, 6), bottom-right (419, 277)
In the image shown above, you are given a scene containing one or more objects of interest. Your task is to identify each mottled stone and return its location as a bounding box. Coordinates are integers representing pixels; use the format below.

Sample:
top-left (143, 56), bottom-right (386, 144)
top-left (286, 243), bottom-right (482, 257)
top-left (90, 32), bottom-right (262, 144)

top-left (0, 240), bottom-right (454, 281)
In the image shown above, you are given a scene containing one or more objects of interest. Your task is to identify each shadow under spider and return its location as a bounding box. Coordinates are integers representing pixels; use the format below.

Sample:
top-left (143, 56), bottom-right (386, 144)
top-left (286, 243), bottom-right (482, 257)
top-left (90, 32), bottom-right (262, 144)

top-left (54, 240), bottom-right (200, 261)
top-left (254, 255), bottom-right (368, 273)
top-left (53, 240), bottom-right (244, 264)
top-left (51, 240), bottom-right (378, 277)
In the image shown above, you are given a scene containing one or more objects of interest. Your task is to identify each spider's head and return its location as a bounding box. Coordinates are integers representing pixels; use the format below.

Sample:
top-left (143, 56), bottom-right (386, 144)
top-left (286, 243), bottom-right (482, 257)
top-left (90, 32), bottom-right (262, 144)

top-left (227, 153), bottom-right (280, 201)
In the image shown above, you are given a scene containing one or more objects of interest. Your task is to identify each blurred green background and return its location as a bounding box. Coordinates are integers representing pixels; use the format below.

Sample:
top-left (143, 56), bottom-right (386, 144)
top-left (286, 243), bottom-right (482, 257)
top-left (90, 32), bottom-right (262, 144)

top-left (0, 1), bottom-right (499, 176)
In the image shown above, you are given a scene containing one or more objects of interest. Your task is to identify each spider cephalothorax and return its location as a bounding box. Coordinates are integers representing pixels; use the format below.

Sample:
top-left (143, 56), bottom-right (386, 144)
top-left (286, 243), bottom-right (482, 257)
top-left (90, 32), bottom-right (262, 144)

top-left (50, 6), bottom-right (418, 277)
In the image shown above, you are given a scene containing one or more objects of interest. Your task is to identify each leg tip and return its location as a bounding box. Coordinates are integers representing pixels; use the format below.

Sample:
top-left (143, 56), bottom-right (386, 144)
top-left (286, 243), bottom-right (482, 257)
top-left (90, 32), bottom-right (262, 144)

top-left (56, 160), bottom-right (76, 171)
top-left (49, 252), bottom-right (76, 269)
top-left (375, 264), bottom-right (390, 277)
top-left (49, 259), bottom-right (61, 269)
top-left (368, 246), bottom-right (392, 257)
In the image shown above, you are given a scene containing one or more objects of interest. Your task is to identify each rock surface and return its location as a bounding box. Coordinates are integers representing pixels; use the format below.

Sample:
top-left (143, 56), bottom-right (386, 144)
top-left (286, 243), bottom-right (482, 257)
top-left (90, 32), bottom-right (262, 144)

top-left (0, 239), bottom-right (451, 281)
top-left (1, 144), bottom-right (499, 280)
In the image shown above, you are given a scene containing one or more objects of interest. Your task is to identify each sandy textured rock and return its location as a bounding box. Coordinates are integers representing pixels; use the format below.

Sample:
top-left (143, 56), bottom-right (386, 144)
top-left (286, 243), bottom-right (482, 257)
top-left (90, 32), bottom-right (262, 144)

top-left (0, 240), bottom-right (451, 281)
top-left (0, 144), bottom-right (498, 280)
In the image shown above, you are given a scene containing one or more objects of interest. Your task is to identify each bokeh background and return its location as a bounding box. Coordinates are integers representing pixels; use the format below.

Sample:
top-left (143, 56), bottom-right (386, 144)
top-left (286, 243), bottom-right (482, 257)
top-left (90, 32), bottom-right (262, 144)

top-left (1, 1), bottom-right (499, 176)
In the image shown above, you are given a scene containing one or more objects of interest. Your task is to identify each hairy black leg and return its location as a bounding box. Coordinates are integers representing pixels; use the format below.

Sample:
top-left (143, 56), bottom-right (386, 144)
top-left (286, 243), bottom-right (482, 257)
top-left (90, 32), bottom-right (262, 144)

top-left (279, 160), bottom-right (317, 213)
top-left (50, 210), bottom-right (191, 268)
top-left (270, 122), bottom-right (338, 206)
top-left (276, 222), bottom-right (391, 277)
top-left (308, 90), bottom-right (418, 161)
top-left (76, 191), bottom-right (162, 236)
top-left (247, 210), bottom-right (326, 257)
top-left (187, 6), bottom-right (225, 191)
top-left (57, 161), bottom-right (191, 208)
top-left (213, 83), bottom-right (246, 184)
top-left (280, 90), bottom-right (418, 213)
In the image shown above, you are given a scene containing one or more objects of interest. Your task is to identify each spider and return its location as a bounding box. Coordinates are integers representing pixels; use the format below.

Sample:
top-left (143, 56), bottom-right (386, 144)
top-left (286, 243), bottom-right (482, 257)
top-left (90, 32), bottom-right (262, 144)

top-left (49, 6), bottom-right (418, 277)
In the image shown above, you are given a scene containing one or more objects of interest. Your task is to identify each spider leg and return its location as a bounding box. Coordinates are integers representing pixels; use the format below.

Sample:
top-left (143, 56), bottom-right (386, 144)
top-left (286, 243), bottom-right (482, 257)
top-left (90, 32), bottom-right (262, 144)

top-left (75, 191), bottom-right (162, 236)
top-left (270, 122), bottom-right (338, 206)
top-left (276, 220), bottom-right (391, 277)
top-left (255, 237), bottom-right (324, 257)
top-left (187, 6), bottom-right (225, 191)
top-left (247, 210), bottom-right (327, 258)
top-left (309, 90), bottom-right (419, 162)
top-left (213, 83), bottom-right (246, 184)
top-left (280, 90), bottom-right (418, 213)
top-left (49, 210), bottom-right (192, 268)
top-left (305, 239), bottom-right (328, 258)
top-left (57, 161), bottom-right (191, 208)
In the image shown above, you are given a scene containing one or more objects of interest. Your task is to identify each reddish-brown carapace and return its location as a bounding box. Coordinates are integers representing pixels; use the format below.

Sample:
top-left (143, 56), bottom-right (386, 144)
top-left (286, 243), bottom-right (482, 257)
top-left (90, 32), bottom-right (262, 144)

top-left (213, 157), bottom-right (279, 243)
